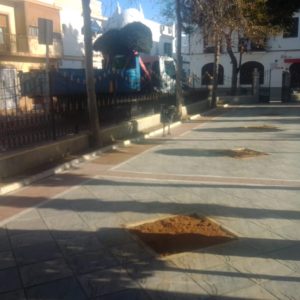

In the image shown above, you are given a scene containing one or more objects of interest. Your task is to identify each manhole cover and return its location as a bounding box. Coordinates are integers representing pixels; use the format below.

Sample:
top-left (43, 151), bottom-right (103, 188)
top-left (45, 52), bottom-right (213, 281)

top-left (128, 214), bottom-right (236, 256)
top-left (229, 147), bottom-right (268, 159)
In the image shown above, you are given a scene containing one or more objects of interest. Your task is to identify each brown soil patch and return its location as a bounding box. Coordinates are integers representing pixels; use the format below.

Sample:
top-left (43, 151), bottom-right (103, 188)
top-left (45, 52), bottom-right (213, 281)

top-left (229, 147), bottom-right (268, 159)
top-left (129, 214), bottom-right (236, 256)
top-left (243, 124), bottom-right (280, 131)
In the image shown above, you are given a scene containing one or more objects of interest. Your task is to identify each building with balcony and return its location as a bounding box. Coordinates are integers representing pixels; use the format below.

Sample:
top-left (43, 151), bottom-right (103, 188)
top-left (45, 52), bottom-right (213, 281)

top-left (0, 0), bottom-right (62, 72)
top-left (187, 11), bottom-right (300, 97)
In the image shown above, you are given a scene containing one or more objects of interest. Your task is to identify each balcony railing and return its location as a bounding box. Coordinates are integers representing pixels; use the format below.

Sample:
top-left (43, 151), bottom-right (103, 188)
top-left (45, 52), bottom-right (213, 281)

top-left (0, 33), bottom-right (62, 58)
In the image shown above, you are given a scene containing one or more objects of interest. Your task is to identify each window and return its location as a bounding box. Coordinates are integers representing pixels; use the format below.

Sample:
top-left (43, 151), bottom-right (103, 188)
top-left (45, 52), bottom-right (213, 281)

top-left (53, 32), bottom-right (62, 40)
top-left (164, 60), bottom-right (176, 79)
top-left (29, 26), bottom-right (39, 37)
top-left (0, 14), bottom-right (8, 45)
top-left (163, 42), bottom-right (172, 57)
top-left (283, 17), bottom-right (299, 38)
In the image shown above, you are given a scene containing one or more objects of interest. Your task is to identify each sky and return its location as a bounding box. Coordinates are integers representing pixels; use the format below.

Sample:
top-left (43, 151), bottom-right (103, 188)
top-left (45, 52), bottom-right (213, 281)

top-left (102, 0), bottom-right (164, 21)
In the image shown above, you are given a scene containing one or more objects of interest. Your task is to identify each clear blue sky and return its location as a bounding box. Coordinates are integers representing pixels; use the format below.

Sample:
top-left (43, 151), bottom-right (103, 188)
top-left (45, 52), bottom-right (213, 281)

top-left (102, 0), bottom-right (164, 22)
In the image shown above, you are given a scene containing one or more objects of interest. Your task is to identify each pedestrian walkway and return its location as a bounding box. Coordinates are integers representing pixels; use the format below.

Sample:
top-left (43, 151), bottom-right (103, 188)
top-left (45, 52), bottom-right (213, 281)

top-left (0, 103), bottom-right (300, 299)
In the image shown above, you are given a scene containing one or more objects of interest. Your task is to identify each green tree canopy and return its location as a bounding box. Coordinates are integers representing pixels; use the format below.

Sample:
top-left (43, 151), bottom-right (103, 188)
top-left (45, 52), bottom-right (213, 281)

top-left (93, 22), bottom-right (152, 55)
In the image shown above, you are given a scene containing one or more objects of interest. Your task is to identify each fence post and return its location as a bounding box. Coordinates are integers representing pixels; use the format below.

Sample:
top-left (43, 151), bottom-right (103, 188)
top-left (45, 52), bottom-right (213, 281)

top-left (252, 68), bottom-right (260, 102)
top-left (47, 73), bottom-right (56, 140)
top-left (281, 71), bottom-right (291, 103)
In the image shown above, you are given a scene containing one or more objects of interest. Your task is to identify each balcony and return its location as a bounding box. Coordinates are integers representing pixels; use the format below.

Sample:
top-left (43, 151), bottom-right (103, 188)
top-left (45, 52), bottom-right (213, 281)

top-left (239, 38), bottom-right (266, 52)
top-left (0, 33), bottom-right (62, 58)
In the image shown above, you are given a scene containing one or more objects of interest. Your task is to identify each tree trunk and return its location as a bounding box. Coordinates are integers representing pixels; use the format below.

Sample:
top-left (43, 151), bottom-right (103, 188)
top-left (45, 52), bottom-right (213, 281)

top-left (225, 33), bottom-right (238, 95)
top-left (175, 0), bottom-right (184, 118)
top-left (81, 0), bottom-right (102, 147)
top-left (211, 33), bottom-right (220, 108)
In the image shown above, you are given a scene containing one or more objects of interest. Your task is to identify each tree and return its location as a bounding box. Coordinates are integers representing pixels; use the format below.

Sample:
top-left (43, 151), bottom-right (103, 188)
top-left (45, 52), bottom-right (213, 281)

top-left (81, 0), bottom-right (102, 146)
top-left (160, 0), bottom-right (193, 116)
top-left (93, 22), bottom-right (152, 58)
top-left (191, 0), bottom-right (300, 97)
top-left (121, 22), bottom-right (153, 54)
top-left (176, 0), bottom-right (184, 117)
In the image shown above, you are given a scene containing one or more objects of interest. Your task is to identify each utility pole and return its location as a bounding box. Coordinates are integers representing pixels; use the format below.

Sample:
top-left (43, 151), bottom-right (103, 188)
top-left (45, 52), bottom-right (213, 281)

top-left (175, 0), bottom-right (184, 118)
top-left (81, 0), bottom-right (102, 147)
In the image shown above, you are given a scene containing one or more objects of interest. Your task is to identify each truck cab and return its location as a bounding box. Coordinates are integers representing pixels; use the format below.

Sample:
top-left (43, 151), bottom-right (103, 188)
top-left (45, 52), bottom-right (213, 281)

top-left (141, 55), bottom-right (176, 93)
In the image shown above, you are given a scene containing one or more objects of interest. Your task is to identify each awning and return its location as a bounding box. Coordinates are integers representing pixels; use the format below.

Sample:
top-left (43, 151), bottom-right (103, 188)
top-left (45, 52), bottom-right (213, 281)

top-left (284, 58), bottom-right (300, 63)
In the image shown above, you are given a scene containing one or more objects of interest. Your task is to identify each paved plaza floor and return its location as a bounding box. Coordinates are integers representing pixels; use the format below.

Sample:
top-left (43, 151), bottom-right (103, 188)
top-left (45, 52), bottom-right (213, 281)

top-left (0, 103), bottom-right (300, 299)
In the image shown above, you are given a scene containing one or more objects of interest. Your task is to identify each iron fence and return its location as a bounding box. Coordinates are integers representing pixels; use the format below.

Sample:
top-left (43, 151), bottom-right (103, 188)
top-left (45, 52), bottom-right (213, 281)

top-left (0, 83), bottom-right (175, 152)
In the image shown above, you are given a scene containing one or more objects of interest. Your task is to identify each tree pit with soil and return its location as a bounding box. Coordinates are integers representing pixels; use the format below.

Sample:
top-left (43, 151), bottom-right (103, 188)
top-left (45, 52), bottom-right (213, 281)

top-left (128, 214), bottom-right (236, 256)
top-left (229, 147), bottom-right (268, 159)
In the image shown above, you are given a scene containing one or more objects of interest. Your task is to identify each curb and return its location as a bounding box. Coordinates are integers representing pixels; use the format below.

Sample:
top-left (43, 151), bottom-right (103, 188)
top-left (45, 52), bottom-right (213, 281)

top-left (0, 120), bottom-right (183, 196)
top-left (0, 105), bottom-right (227, 196)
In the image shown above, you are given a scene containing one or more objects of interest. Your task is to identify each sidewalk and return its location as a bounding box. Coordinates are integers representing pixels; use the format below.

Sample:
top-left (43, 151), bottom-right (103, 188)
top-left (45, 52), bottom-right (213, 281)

top-left (0, 103), bottom-right (300, 299)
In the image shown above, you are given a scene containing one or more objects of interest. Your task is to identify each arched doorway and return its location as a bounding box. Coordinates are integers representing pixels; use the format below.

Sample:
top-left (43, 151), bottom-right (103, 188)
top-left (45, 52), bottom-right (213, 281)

top-left (290, 63), bottom-right (300, 88)
top-left (201, 63), bottom-right (224, 85)
top-left (240, 61), bottom-right (264, 85)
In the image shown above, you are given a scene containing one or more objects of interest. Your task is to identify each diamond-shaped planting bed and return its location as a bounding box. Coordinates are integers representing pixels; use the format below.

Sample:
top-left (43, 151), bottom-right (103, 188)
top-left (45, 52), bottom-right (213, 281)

top-left (229, 147), bottom-right (268, 159)
top-left (128, 214), bottom-right (236, 256)
top-left (243, 124), bottom-right (280, 132)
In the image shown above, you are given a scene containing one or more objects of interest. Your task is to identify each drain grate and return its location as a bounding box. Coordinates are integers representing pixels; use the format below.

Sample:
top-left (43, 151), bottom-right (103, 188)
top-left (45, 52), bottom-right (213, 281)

top-left (128, 214), bottom-right (236, 256)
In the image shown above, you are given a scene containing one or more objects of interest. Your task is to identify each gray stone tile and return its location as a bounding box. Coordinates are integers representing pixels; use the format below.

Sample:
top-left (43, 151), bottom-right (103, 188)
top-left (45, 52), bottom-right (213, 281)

top-left (0, 267), bottom-right (22, 294)
top-left (78, 266), bottom-right (138, 298)
top-left (94, 288), bottom-right (151, 300)
top-left (0, 289), bottom-right (26, 300)
top-left (266, 244), bottom-right (300, 273)
top-left (119, 211), bottom-right (164, 225)
top-left (26, 276), bottom-right (87, 300)
top-left (271, 224), bottom-right (300, 240)
top-left (13, 241), bottom-right (63, 266)
top-left (0, 231), bottom-right (10, 252)
top-left (261, 274), bottom-right (300, 300)
top-left (241, 230), bottom-right (295, 253)
top-left (188, 264), bottom-right (255, 296)
top-left (67, 250), bottom-right (119, 275)
top-left (13, 209), bottom-right (41, 221)
top-left (20, 258), bottom-right (72, 287)
top-left (43, 213), bottom-right (90, 231)
top-left (96, 227), bottom-right (135, 247)
top-left (225, 284), bottom-right (277, 299)
top-left (228, 256), bottom-right (294, 284)
top-left (80, 213), bottom-right (125, 231)
top-left (128, 260), bottom-right (209, 300)
top-left (6, 218), bottom-right (48, 236)
top-left (0, 251), bottom-right (16, 270)
top-left (56, 233), bottom-right (105, 256)
top-left (111, 242), bottom-right (155, 266)
top-left (216, 217), bottom-right (265, 236)
top-left (10, 231), bottom-right (53, 249)
top-left (50, 229), bottom-right (92, 241)
top-left (169, 249), bottom-right (226, 271)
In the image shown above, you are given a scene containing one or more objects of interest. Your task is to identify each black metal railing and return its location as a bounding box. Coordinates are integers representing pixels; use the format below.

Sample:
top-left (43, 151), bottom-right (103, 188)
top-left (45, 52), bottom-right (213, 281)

top-left (0, 88), bottom-right (175, 152)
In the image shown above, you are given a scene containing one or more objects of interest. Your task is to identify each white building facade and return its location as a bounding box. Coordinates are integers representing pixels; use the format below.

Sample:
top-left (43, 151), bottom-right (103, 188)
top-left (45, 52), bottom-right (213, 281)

top-left (54, 0), bottom-right (105, 69)
top-left (187, 11), bottom-right (300, 98)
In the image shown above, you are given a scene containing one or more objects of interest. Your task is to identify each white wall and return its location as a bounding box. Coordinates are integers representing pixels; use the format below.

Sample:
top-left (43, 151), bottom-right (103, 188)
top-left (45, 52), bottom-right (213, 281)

top-left (55, 0), bottom-right (103, 68)
top-left (188, 11), bottom-right (300, 90)
top-left (0, 4), bottom-right (16, 35)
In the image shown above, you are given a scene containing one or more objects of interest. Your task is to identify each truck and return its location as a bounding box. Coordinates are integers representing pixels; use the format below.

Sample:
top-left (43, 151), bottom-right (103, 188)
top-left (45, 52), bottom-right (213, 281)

top-left (19, 53), bottom-right (176, 97)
